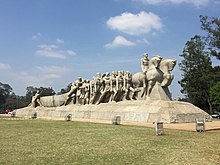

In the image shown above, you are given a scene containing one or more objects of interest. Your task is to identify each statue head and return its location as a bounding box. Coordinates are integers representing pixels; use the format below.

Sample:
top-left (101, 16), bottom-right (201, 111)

top-left (78, 77), bottom-right (82, 81)
top-left (149, 56), bottom-right (162, 68)
top-left (143, 53), bottom-right (148, 58)
top-left (159, 59), bottom-right (177, 72)
top-left (96, 72), bottom-right (101, 78)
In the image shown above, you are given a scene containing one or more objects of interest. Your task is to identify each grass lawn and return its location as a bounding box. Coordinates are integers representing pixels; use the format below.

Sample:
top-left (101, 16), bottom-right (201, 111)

top-left (0, 119), bottom-right (220, 165)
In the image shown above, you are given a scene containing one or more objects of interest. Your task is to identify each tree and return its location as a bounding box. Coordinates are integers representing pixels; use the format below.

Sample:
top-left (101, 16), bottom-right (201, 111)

top-left (200, 15), bottom-right (220, 60)
top-left (25, 86), bottom-right (37, 105)
top-left (25, 86), bottom-right (56, 105)
top-left (0, 82), bottom-right (13, 106)
top-left (209, 82), bottom-right (220, 112)
top-left (37, 87), bottom-right (56, 97)
top-left (57, 83), bottom-right (72, 95)
top-left (179, 35), bottom-right (214, 114)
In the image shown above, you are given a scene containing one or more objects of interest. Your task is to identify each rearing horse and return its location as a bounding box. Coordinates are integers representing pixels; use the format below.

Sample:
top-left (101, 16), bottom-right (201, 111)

top-left (146, 56), bottom-right (163, 97)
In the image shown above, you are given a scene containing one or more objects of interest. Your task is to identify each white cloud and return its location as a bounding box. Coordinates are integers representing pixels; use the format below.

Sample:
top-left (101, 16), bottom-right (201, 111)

top-left (105, 35), bottom-right (136, 48)
top-left (106, 11), bottom-right (163, 36)
top-left (137, 38), bottom-right (150, 45)
top-left (36, 50), bottom-right (67, 59)
top-left (66, 50), bottom-right (76, 55)
top-left (18, 71), bottom-right (61, 88)
top-left (0, 63), bottom-right (11, 70)
top-left (38, 44), bottom-right (58, 50)
top-left (133, 0), bottom-right (209, 7)
top-left (32, 32), bottom-right (42, 40)
top-left (35, 44), bottom-right (76, 59)
top-left (36, 66), bottom-right (71, 74)
top-left (56, 38), bottom-right (64, 44)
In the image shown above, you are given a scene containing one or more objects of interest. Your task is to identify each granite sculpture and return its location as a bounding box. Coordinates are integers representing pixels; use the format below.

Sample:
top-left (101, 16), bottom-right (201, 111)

top-left (30, 54), bottom-right (176, 107)
top-left (16, 53), bottom-right (211, 124)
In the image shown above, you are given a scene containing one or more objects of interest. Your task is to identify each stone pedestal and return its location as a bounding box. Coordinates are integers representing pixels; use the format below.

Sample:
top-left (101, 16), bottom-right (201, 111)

top-left (15, 100), bottom-right (212, 125)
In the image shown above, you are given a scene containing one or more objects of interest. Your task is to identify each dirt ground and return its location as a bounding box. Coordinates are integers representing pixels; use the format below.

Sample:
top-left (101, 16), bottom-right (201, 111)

top-left (71, 118), bottom-right (220, 132)
top-left (1, 114), bottom-right (220, 132)
top-left (147, 120), bottom-right (220, 132)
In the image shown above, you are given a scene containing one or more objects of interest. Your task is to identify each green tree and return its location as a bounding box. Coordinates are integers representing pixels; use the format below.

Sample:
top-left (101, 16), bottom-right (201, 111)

top-left (209, 82), bottom-right (220, 112)
top-left (24, 86), bottom-right (56, 105)
top-left (179, 35), bottom-right (214, 114)
top-left (0, 82), bottom-right (13, 106)
top-left (37, 87), bottom-right (56, 96)
top-left (57, 83), bottom-right (72, 95)
top-left (200, 15), bottom-right (220, 60)
top-left (25, 86), bottom-right (36, 105)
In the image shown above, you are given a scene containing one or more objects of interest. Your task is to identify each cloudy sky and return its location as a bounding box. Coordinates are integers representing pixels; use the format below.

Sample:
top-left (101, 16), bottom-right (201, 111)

top-left (0, 0), bottom-right (219, 98)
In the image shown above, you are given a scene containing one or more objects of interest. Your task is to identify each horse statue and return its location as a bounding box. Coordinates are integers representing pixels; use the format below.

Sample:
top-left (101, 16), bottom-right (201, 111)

top-left (132, 56), bottom-right (162, 99)
top-left (145, 55), bottom-right (163, 97)
top-left (159, 59), bottom-right (176, 99)
top-left (132, 72), bottom-right (147, 99)
top-left (132, 56), bottom-right (176, 100)
top-left (159, 59), bottom-right (176, 87)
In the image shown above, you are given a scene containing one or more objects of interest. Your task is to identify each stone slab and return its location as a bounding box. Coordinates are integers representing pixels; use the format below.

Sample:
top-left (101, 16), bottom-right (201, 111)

top-left (15, 100), bottom-right (212, 124)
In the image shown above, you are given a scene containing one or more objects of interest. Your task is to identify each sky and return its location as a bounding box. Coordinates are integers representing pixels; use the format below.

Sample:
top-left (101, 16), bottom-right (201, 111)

top-left (0, 0), bottom-right (220, 98)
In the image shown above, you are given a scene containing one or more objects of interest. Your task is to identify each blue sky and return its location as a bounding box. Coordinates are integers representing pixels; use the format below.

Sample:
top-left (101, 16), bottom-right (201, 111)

top-left (0, 0), bottom-right (220, 98)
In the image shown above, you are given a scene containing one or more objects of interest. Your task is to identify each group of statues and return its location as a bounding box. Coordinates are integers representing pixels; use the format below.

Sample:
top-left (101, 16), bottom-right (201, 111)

top-left (64, 70), bottom-right (135, 105)
top-left (30, 53), bottom-right (176, 107)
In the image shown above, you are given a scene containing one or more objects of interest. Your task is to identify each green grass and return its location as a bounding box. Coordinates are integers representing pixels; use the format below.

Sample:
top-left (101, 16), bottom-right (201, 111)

top-left (0, 119), bottom-right (220, 165)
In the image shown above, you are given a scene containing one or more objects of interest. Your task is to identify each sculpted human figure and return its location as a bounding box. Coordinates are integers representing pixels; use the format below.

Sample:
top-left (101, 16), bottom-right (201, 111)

top-left (109, 71), bottom-right (117, 102)
top-left (75, 77), bottom-right (84, 104)
top-left (84, 80), bottom-right (90, 104)
top-left (114, 71), bottom-right (124, 101)
top-left (90, 73), bottom-right (102, 104)
top-left (79, 80), bottom-right (89, 105)
top-left (30, 90), bottom-right (42, 107)
top-left (64, 82), bottom-right (77, 105)
top-left (97, 72), bottom-right (111, 104)
top-left (140, 53), bottom-right (149, 73)
top-left (123, 71), bottom-right (135, 100)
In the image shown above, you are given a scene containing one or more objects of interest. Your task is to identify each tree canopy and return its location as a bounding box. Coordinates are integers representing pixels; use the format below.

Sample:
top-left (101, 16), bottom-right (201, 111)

top-left (0, 82), bottom-right (13, 106)
top-left (209, 82), bottom-right (220, 111)
top-left (0, 84), bottom-right (56, 111)
top-left (200, 15), bottom-right (220, 60)
top-left (179, 35), bottom-right (214, 113)
top-left (179, 15), bottom-right (220, 114)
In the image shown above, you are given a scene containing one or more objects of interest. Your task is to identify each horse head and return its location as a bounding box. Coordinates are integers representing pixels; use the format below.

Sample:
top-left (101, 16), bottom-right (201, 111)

top-left (148, 55), bottom-right (162, 69)
top-left (159, 59), bottom-right (176, 87)
top-left (159, 59), bottom-right (176, 74)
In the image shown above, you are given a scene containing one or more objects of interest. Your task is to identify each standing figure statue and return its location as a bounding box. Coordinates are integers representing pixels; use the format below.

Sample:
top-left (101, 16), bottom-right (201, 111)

top-left (30, 90), bottom-right (42, 108)
top-left (109, 71), bottom-right (117, 102)
top-left (123, 71), bottom-right (135, 100)
top-left (79, 80), bottom-right (90, 105)
top-left (114, 71), bottom-right (124, 102)
top-left (84, 80), bottom-right (91, 104)
top-left (75, 77), bottom-right (84, 104)
top-left (97, 72), bottom-right (111, 104)
top-left (140, 53), bottom-right (149, 73)
top-left (90, 73), bottom-right (103, 104)
top-left (64, 82), bottom-right (77, 105)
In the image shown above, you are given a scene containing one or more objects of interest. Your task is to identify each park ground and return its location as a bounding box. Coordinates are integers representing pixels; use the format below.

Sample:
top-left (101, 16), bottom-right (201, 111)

top-left (0, 115), bottom-right (220, 165)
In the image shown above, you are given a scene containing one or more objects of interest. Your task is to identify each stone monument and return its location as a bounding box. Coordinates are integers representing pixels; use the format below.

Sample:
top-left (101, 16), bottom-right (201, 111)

top-left (15, 53), bottom-right (212, 124)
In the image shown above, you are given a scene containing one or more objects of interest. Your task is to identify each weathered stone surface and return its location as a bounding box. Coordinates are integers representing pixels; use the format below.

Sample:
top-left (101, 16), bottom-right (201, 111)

top-left (16, 54), bottom-right (211, 125)
top-left (15, 100), bottom-right (211, 124)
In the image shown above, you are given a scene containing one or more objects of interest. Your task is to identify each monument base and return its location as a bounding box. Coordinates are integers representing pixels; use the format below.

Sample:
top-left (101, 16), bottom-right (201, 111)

top-left (15, 100), bottom-right (212, 124)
